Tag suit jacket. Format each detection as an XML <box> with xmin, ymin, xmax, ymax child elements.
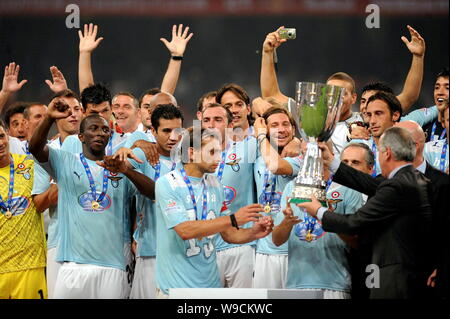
<box><xmin>322</xmin><ymin>165</ymin><xmax>433</xmax><ymax>299</ymax></box>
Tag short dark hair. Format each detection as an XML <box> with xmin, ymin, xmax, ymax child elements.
<box><xmin>216</xmin><ymin>83</ymin><xmax>254</xmax><ymax>125</ymax></box>
<box><xmin>436</xmin><ymin>67</ymin><xmax>449</xmax><ymax>81</ymax></box>
<box><xmin>81</xmin><ymin>83</ymin><xmax>112</xmax><ymax>109</ymax></box>
<box><xmin>202</xmin><ymin>103</ymin><xmax>233</xmax><ymax>124</ymax></box>
<box><xmin>79</xmin><ymin>114</ymin><xmax>109</xmax><ymax>134</ymax></box>
<box><xmin>52</xmin><ymin>89</ymin><xmax>80</xmax><ymax>101</ymax></box>
<box><xmin>139</xmin><ymin>88</ymin><xmax>161</xmax><ymax>106</ymax></box>
<box><xmin>4</xmin><ymin>102</ymin><xmax>28</xmax><ymax>128</ymax></box>
<box><xmin>0</xmin><ymin>118</ymin><xmax>6</xmax><ymax>130</ymax></box>
<box><xmin>197</xmin><ymin>91</ymin><xmax>217</xmax><ymax>112</ymax></box>
<box><xmin>262</xmin><ymin>106</ymin><xmax>296</xmax><ymax>129</ymax></box>
<box><xmin>23</xmin><ymin>102</ymin><xmax>46</xmax><ymax>120</ymax></box>
<box><xmin>113</xmin><ymin>92</ymin><xmax>139</xmax><ymax>109</ymax></box>
<box><xmin>342</xmin><ymin>142</ymin><xmax>375</xmax><ymax>168</ymax></box>
<box><xmin>151</xmin><ymin>104</ymin><xmax>184</xmax><ymax>132</ymax></box>
<box><xmin>361</xmin><ymin>82</ymin><xmax>394</xmax><ymax>96</ymax></box>
<box><xmin>184</xmin><ymin>126</ymin><xmax>220</xmax><ymax>152</ymax></box>
<box><xmin>327</xmin><ymin>72</ymin><xmax>356</xmax><ymax>94</ymax></box>
<box><xmin>367</xmin><ymin>91</ymin><xmax>403</xmax><ymax>121</ymax></box>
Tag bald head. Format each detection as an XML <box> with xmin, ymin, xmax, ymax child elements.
<box><xmin>149</xmin><ymin>92</ymin><xmax>177</xmax><ymax>109</ymax></box>
<box><xmin>394</xmin><ymin>120</ymin><xmax>425</xmax><ymax>161</ymax></box>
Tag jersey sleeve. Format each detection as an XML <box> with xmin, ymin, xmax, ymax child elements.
<box><xmin>284</xmin><ymin>156</ymin><xmax>302</xmax><ymax>176</ymax></box>
<box><xmin>31</xmin><ymin>162</ymin><xmax>51</xmax><ymax>195</ymax></box>
<box><xmin>342</xmin><ymin>188</ymin><xmax>365</xmax><ymax>215</ymax></box>
<box><xmin>401</xmin><ymin>106</ymin><xmax>438</xmax><ymax>127</ymax></box>
<box><xmin>155</xmin><ymin>176</ymin><xmax>191</xmax><ymax>229</ymax></box>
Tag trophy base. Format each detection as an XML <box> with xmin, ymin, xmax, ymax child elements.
<box><xmin>290</xmin><ymin>184</ymin><xmax>327</xmax><ymax>207</ymax></box>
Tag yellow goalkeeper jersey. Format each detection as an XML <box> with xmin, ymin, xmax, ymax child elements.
<box><xmin>0</xmin><ymin>153</ymin><xmax>46</xmax><ymax>273</ymax></box>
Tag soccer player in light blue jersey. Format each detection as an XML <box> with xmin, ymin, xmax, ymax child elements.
<box><xmin>252</xmin><ymin>107</ymin><xmax>302</xmax><ymax>289</ymax></box>
<box><xmin>273</xmin><ymin>142</ymin><xmax>373</xmax><ymax>298</ymax></box>
<box><xmin>31</xmin><ymin>89</ymin><xmax>83</xmax><ymax>299</ymax></box>
<box><xmin>154</xmin><ymin>127</ymin><xmax>273</xmax><ymax>298</ymax></box>
<box><xmin>425</xmin><ymin>103</ymin><xmax>449</xmax><ymax>173</ymax></box>
<box><xmin>125</xmin><ymin>104</ymin><xmax>183</xmax><ymax>299</ymax></box>
<box><xmin>29</xmin><ymin>99</ymin><xmax>155</xmax><ymax>299</ymax></box>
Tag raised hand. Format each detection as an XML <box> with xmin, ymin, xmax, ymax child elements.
<box><xmin>45</xmin><ymin>66</ymin><xmax>68</xmax><ymax>93</ymax></box>
<box><xmin>251</xmin><ymin>215</ymin><xmax>274</xmax><ymax>239</ymax></box>
<box><xmin>263</xmin><ymin>26</ymin><xmax>287</xmax><ymax>54</ymax></box>
<box><xmin>160</xmin><ymin>24</ymin><xmax>194</xmax><ymax>57</ymax></box>
<box><xmin>2</xmin><ymin>62</ymin><xmax>28</xmax><ymax>93</ymax></box>
<box><xmin>78</xmin><ymin>23</ymin><xmax>104</xmax><ymax>53</ymax></box>
<box><xmin>131</xmin><ymin>140</ymin><xmax>160</xmax><ymax>166</ymax></box>
<box><xmin>282</xmin><ymin>198</ymin><xmax>302</xmax><ymax>226</ymax></box>
<box><xmin>253</xmin><ymin>117</ymin><xmax>268</xmax><ymax>137</ymax></box>
<box><xmin>401</xmin><ymin>25</ymin><xmax>425</xmax><ymax>58</ymax></box>
<box><xmin>47</xmin><ymin>98</ymin><xmax>72</xmax><ymax>120</ymax></box>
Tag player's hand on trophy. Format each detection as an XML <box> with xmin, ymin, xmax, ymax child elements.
<box><xmin>318</xmin><ymin>142</ymin><xmax>334</xmax><ymax>169</ymax></box>
<box><xmin>263</xmin><ymin>26</ymin><xmax>287</xmax><ymax>53</ymax></box>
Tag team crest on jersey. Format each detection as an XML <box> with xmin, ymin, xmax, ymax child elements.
<box><xmin>294</xmin><ymin>216</ymin><xmax>325</xmax><ymax>242</ymax></box>
<box><xmin>78</xmin><ymin>192</ymin><xmax>112</xmax><ymax>212</ymax></box>
<box><xmin>226</xmin><ymin>154</ymin><xmax>241</xmax><ymax>172</ymax></box>
<box><xmin>108</xmin><ymin>172</ymin><xmax>123</xmax><ymax>188</ymax></box>
<box><xmin>2</xmin><ymin>196</ymin><xmax>30</xmax><ymax>218</ymax></box>
<box><xmin>258</xmin><ymin>191</ymin><xmax>282</xmax><ymax>215</ymax></box>
<box><xmin>16</xmin><ymin>162</ymin><xmax>31</xmax><ymax>180</ymax></box>
<box><xmin>223</xmin><ymin>186</ymin><xmax>237</xmax><ymax>205</ymax></box>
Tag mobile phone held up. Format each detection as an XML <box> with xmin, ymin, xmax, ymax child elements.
<box><xmin>278</xmin><ymin>28</ymin><xmax>296</xmax><ymax>40</ymax></box>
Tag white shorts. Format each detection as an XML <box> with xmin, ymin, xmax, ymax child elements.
<box><xmin>252</xmin><ymin>253</ymin><xmax>288</xmax><ymax>289</ymax></box>
<box><xmin>46</xmin><ymin>247</ymin><xmax>62</xmax><ymax>299</ymax></box>
<box><xmin>53</xmin><ymin>262</ymin><xmax>128</xmax><ymax>299</ymax></box>
<box><xmin>129</xmin><ymin>256</ymin><xmax>156</xmax><ymax>299</ymax></box>
<box><xmin>123</xmin><ymin>242</ymin><xmax>135</xmax><ymax>298</ymax></box>
<box><xmin>299</xmin><ymin>288</ymin><xmax>351</xmax><ymax>299</ymax></box>
<box><xmin>216</xmin><ymin>245</ymin><xmax>255</xmax><ymax>288</ymax></box>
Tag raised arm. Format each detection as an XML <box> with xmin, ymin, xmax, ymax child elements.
<box><xmin>159</xmin><ymin>24</ymin><xmax>193</xmax><ymax>94</ymax></box>
<box><xmin>29</xmin><ymin>99</ymin><xmax>72</xmax><ymax>163</ymax></box>
<box><xmin>0</xmin><ymin>62</ymin><xmax>28</xmax><ymax>113</ymax></box>
<box><xmin>254</xmin><ymin>117</ymin><xmax>295</xmax><ymax>175</ymax></box>
<box><xmin>45</xmin><ymin>66</ymin><xmax>68</xmax><ymax>94</ymax></box>
<box><xmin>260</xmin><ymin>26</ymin><xmax>289</xmax><ymax>104</ymax></box>
<box><xmin>396</xmin><ymin>25</ymin><xmax>426</xmax><ymax>112</ymax></box>
<box><xmin>78</xmin><ymin>23</ymin><xmax>103</xmax><ymax>93</ymax></box>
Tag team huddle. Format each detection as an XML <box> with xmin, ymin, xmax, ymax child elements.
<box><xmin>0</xmin><ymin>23</ymin><xmax>448</xmax><ymax>299</ymax></box>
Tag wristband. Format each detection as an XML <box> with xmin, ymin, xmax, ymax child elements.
<box><xmin>258</xmin><ymin>136</ymin><xmax>267</xmax><ymax>145</ymax></box>
<box><xmin>230</xmin><ymin>214</ymin><xmax>239</xmax><ymax>230</ymax></box>
<box><xmin>171</xmin><ymin>56</ymin><xmax>183</xmax><ymax>61</ymax></box>
<box><xmin>257</xmin><ymin>133</ymin><xmax>267</xmax><ymax>139</ymax></box>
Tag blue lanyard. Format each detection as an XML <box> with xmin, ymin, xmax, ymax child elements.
<box><xmin>262</xmin><ymin>169</ymin><xmax>276</xmax><ymax>205</ymax></box>
<box><xmin>305</xmin><ymin>176</ymin><xmax>333</xmax><ymax>233</ymax></box>
<box><xmin>217</xmin><ymin>151</ymin><xmax>227</xmax><ymax>181</ymax></box>
<box><xmin>371</xmin><ymin>141</ymin><xmax>378</xmax><ymax>177</ymax></box>
<box><xmin>0</xmin><ymin>156</ymin><xmax>15</xmax><ymax>215</ymax></box>
<box><xmin>180</xmin><ymin>167</ymin><xmax>207</xmax><ymax>220</ymax></box>
<box><xmin>106</xmin><ymin>132</ymin><xmax>113</xmax><ymax>156</ymax></box>
<box><xmin>154</xmin><ymin>161</ymin><xmax>176</xmax><ymax>181</ymax></box>
<box><xmin>79</xmin><ymin>153</ymin><xmax>109</xmax><ymax>205</ymax></box>
<box><xmin>440</xmin><ymin>141</ymin><xmax>448</xmax><ymax>172</ymax></box>
<box><xmin>431</xmin><ymin>122</ymin><xmax>447</xmax><ymax>141</ymax></box>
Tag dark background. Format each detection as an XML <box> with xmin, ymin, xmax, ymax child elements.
<box><xmin>0</xmin><ymin>1</ymin><xmax>448</xmax><ymax>124</ymax></box>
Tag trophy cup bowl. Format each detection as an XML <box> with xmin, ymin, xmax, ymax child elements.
<box><xmin>287</xmin><ymin>82</ymin><xmax>345</xmax><ymax>205</ymax></box>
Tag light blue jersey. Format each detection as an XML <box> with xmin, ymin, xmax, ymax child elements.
<box><xmin>277</xmin><ymin>181</ymin><xmax>364</xmax><ymax>292</ymax></box>
<box><xmin>130</xmin><ymin>146</ymin><xmax>180</xmax><ymax>257</ymax></box>
<box><xmin>402</xmin><ymin>105</ymin><xmax>438</xmax><ymax>127</ymax></box>
<box><xmin>45</xmin><ymin>148</ymin><xmax>137</xmax><ymax>270</ymax></box>
<box><xmin>124</xmin><ymin>130</ymin><xmax>153</xmax><ymax>149</ymax></box>
<box><xmin>213</xmin><ymin>136</ymin><xmax>258</xmax><ymax>251</ymax></box>
<box><xmin>155</xmin><ymin>170</ymin><xmax>229</xmax><ymax>294</ymax></box>
<box><xmin>254</xmin><ymin>155</ymin><xmax>301</xmax><ymax>255</ymax></box>
<box><xmin>424</xmin><ymin>139</ymin><xmax>449</xmax><ymax>173</ymax></box>
<box><xmin>32</xmin><ymin>138</ymin><xmax>61</xmax><ymax>249</ymax></box>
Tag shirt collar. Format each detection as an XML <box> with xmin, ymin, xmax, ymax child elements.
<box><xmin>388</xmin><ymin>163</ymin><xmax>412</xmax><ymax>179</ymax></box>
<box><xmin>416</xmin><ymin>160</ymin><xmax>427</xmax><ymax>174</ymax></box>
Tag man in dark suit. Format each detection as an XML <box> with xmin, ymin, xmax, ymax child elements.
<box><xmin>299</xmin><ymin>127</ymin><xmax>433</xmax><ymax>299</ymax></box>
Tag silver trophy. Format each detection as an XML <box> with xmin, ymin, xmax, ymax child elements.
<box><xmin>287</xmin><ymin>82</ymin><xmax>345</xmax><ymax>206</ymax></box>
